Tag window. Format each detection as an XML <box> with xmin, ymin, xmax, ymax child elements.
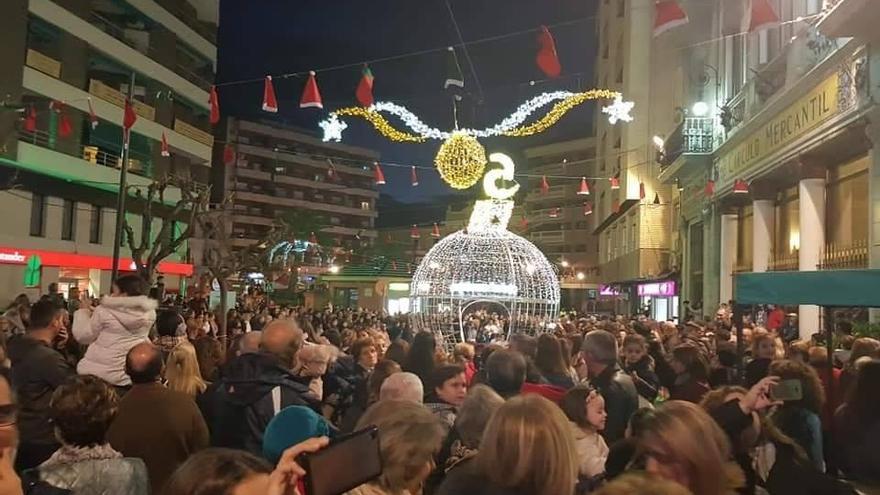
<box><xmin>758</xmin><ymin>30</ymin><xmax>770</xmax><ymax>65</ymax></box>
<box><xmin>89</xmin><ymin>205</ymin><xmax>102</xmax><ymax>244</ymax></box>
<box><xmin>805</xmin><ymin>0</ymin><xmax>820</xmax><ymax>14</ymax></box>
<box><xmin>731</xmin><ymin>36</ymin><xmax>745</xmax><ymax>95</ymax></box>
<box><xmin>61</xmin><ymin>199</ymin><xmax>75</xmax><ymax>240</ymax></box>
<box><xmin>360</xmin><ymin>201</ymin><xmax>371</xmax><ymax>210</ymax></box>
<box><xmin>30</xmin><ymin>194</ymin><xmax>46</xmax><ymax>237</ymax></box>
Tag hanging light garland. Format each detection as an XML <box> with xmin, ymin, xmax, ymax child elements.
<box><xmin>321</xmin><ymin>89</ymin><xmax>628</xmax><ymax>143</ymax></box>
<box><xmin>319</xmin><ymin>89</ymin><xmax>634</xmax><ymax>190</ymax></box>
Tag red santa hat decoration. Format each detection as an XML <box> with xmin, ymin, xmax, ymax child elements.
<box><xmin>300</xmin><ymin>71</ymin><xmax>323</xmax><ymax>109</ymax></box>
<box><xmin>262</xmin><ymin>76</ymin><xmax>279</xmax><ymax>113</ymax></box>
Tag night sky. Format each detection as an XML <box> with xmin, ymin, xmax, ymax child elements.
<box><xmin>217</xmin><ymin>0</ymin><xmax>598</xmax><ymax>220</ymax></box>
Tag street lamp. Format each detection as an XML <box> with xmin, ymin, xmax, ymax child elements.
<box><xmin>328</xmin><ymin>265</ymin><xmax>340</xmax><ymax>274</ymax></box>
<box><xmin>560</xmin><ymin>260</ymin><xmax>570</xmax><ymax>268</ymax></box>
<box><xmin>692</xmin><ymin>101</ymin><xmax>710</xmax><ymax>117</ymax></box>
<box><xmin>576</xmin><ymin>272</ymin><xmax>586</xmax><ymax>281</ymax></box>
<box><xmin>652</xmin><ymin>135</ymin><xmax>665</xmax><ymax>150</ymax></box>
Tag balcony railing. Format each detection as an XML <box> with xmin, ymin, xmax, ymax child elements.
<box><xmin>769</xmin><ymin>250</ymin><xmax>799</xmax><ymax>272</ymax></box>
<box><xmin>662</xmin><ymin>117</ymin><xmax>715</xmax><ymax>166</ymax></box>
<box><xmin>154</xmin><ymin>0</ymin><xmax>218</xmax><ymax>44</ymax></box>
<box><xmin>820</xmin><ymin>240</ymin><xmax>868</xmax><ymax>270</ymax></box>
<box><xmin>87</xmin><ymin>11</ymin><xmax>213</xmax><ymax>90</ymax></box>
<box><xmin>733</xmin><ymin>259</ymin><xmax>753</xmax><ymax>273</ymax></box>
<box><xmin>19</xmin><ymin>128</ymin><xmax>152</xmax><ymax>177</ymax></box>
<box><xmin>724</xmin><ymin>26</ymin><xmax>841</xmax><ymax>135</ymax></box>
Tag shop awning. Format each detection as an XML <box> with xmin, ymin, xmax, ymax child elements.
<box><xmin>734</xmin><ymin>270</ymin><xmax>880</xmax><ymax>307</ymax></box>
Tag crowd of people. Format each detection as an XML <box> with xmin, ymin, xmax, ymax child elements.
<box><xmin>0</xmin><ymin>278</ymin><xmax>878</xmax><ymax>495</ymax></box>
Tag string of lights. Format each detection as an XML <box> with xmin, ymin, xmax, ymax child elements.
<box><xmin>320</xmin><ymin>90</ymin><xmax>625</xmax><ymax>143</ymax></box>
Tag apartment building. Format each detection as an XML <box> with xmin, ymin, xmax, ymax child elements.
<box><xmin>592</xmin><ymin>0</ymin><xmax>679</xmax><ymax>319</ymax></box>
<box><xmin>523</xmin><ymin>138</ymin><xmax>601</xmax><ymax>312</ymax></box>
<box><xmin>0</xmin><ymin>0</ymin><xmax>218</xmax><ymax>303</ymax></box>
<box><xmin>657</xmin><ymin>0</ymin><xmax>879</xmax><ymax>336</ymax></box>
<box><xmin>212</xmin><ymin>118</ymin><xmax>379</xmax><ymax>270</ymax></box>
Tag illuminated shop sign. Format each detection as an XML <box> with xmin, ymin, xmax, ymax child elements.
<box><xmin>637</xmin><ymin>281</ymin><xmax>677</xmax><ymax>297</ymax></box>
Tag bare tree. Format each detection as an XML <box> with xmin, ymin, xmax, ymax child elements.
<box><xmin>123</xmin><ymin>175</ymin><xmax>210</xmax><ymax>283</ymax></box>
<box><xmin>196</xmin><ymin>205</ymin><xmax>286</xmax><ymax>342</ymax></box>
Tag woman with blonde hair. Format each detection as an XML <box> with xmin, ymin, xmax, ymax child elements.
<box><xmin>639</xmin><ymin>400</ymin><xmax>743</xmax><ymax>495</ymax></box>
<box><xmin>438</xmin><ymin>394</ymin><xmax>580</xmax><ymax>495</ymax></box>
<box><xmin>346</xmin><ymin>400</ymin><xmax>445</xmax><ymax>495</ymax></box>
<box><xmin>165</xmin><ymin>342</ymin><xmax>207</xmax><ymax>398</ymax></box>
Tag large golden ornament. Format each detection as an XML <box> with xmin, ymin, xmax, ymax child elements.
<box><xmin>434</xmin><ymin>132</ymin><xmax>487</xmax><ymax>190</ymax></box>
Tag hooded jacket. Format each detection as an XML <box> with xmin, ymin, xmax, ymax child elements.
<box><xmin>73</xmin><ymin>295</ymin><xmax>158</xmax><ymax>386</ymax></box>
<box><xmin>210</xmin><ymin>352</ymin><xmax>320</xmax><ymax>455</ymax></box>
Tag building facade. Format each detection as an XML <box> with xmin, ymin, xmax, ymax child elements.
<box><xmin>593</xmin><ymin>0</ymin><xmax>680</xmax><ymax>319</ymax></box>
<box><xmin>211</xmin><ymin>118</ymin><xmax>380</xmax><ymax>272</ymax></box>
<box><xmin>523</xmin><ymin>138</ymin><xmax>601</xmax><ymax>312</ymax></box>
<box><xmin>659</xmin><ymin>0</ymin><xmax>879</xmax><ymax>336</ymax></box>
<box><xmin>0</xmin><ymin>0</ymin><xmax>218</xmax><ymax>304</ymax></box>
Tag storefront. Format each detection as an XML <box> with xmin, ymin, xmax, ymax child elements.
<box><xmin>0</xmin><ymin>245</ymin><xmax>193</xmax><ymax>304</ymax></box>
<box><xmin>321</xmin><ymin>263</ymin><xmax>413</xmax><ymax>313</ymax></box>
<box><xmin>637</xmin><ymin>280</ymin><xmax>679</xmax><ymax>322</ymax></box>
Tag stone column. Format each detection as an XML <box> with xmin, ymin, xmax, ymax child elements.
<box><xmin>752</xmin><ymin>181</ymin><xmax>776</xmax><ymax>273</ymax></box>
<box><xmin>719</xmin><ymin>211</ymin><xmax>739</xmax><ymax>307</ymax></box>
<box><xmin>703</xmin><ymin>209</ymin><xmax>721</xmax><ymax>314</ymax></box>
<box><xmin>868</xmin><ymin>107</ymin><xmax>880</xmax><ymax>322</ymax></box>
<box><xmin>798</xmin><ymin>162</ymin><xmax>826</xmax><ymax>338</ymax></box>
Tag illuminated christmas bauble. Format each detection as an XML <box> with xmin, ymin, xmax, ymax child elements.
<box><xmin>434</xmin><ymin>132</ymin><xmax>487</xmax><ymax>190</ymax></box>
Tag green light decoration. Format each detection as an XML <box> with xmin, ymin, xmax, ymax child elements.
<box><xmin>23</xmin><ymin>255</ymin><xmax>41</xmax><ymax>288</ymax></box>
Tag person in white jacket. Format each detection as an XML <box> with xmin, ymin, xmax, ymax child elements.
<box><xmin>72</xmin><ymin>275</ymin><xmax>158</xmax><ymax>387</ymax></box>
<box><xmin>560</xmin><ymin>385</ymin><xmax>610</xmax><ymax>481</ymax></box>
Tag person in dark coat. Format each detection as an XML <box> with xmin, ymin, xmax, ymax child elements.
<box><xmin>7</xmin><ymin>300</ymin><xmax>75</xmax><ymax>471</ymax></box>
<box><xmin>621</xmin><ymin>334</ymin><xmax>659</xmax><ymax>403</ymax></box>
<box><xmin>210</xmin><ymin>319</ymin><xmax>319</xmax><ymax>455</ymax></box>
<box><xmin>651</xmin><ymin>341</ymin><xmax>710</xmax><ymax>404</ymax></box>
<box><xmin>745</xmin><ymin>331</ymin><xmax>778</xmax><ymax>388</ymax></box>
<box><xmin>107</xmin><ymin>343</ymin><xmax>209</xmax><ymax>495</ymax></box>
<box><xmin>580</xmin><ymin>330</ymin><xmax>638</xmax><ymax>443</ymax></box>
<box><xmin>833</xmin><ymin>359</ymin><xmax>880</xmax><ymax>484</ymax></box>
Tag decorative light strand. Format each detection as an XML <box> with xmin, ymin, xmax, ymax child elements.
<box><xmin>502</xmin><ymin>89</ymin><xmax>619</xmax><ymax>137</ymax></box>
<box><xmin>333</xmin><ymin>106</ymin><xmax>426</xmax><ymax>143</ymax></box>
<box><xmin>321</xmin><ymin>89</ymin><xmax>631</xmax><ymax>143</ymax></box>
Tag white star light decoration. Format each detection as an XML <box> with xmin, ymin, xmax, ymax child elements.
<box><xmin>602</xmin><ymin>95</ymin><xmax>635</xmax><ymax>124</ymax></box>
<box><xmin>320</xmin><ymin>114</ymin><xmax>348</xmax><ymax>142</ymax></box>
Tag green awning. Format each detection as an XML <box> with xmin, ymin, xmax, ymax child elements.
<box><xmin>735</xmin><ymin>270</ymin><xmax>880</xmax><ymax>307</ymax></box>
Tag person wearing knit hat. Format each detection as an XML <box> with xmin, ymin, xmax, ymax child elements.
<box><xmin>262</xmin><ymin>405</ymin><xmax>332</xmax><ymax>464</ymax></box>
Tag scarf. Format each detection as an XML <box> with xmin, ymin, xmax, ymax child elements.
<box><xmin>41</xmin><ymin>444</ymin><xmax>123</xmax><ymax>467</ymax></box>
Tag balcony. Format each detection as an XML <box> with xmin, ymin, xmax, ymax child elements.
<box><xmin>526</xmin><ymin>185</ymin><xmax>568</xmax><ymax>203</ymax></box>
<box><xmin>87</xmin><ymin>11</ymin><xmax>213</xmax><ymax>91</ymax></box>
<box><xmin>11</xmin><ymin>133</ymin><xmax>180</xmax><ymax>203</ymax></box>
<box><xmin>819</xmin><ymin>240</ymin><xmax>868</xmax><ymax>270</ymax></box>
<box><xmin>768</xmin><ymin>250</ymin><xmax>799</xmax><ymax>272</ymax></box>
<box><xmin>660</xmin><ymin>117</ymin><xmax>715</xmax><ymax>167</ymax></box>
<box><xmin>235</xmin><ymin>191</ymin><xmax>378</xmax><ymax>219</ymax></box>
<box><xmin>818</xmin><ymin>0</ymin><xmax>880</xmax><ymax>40</ymax></box>
<box><xmin>723</xmin><ymin>27</ymin><xmax>842</xmax><ymax>137</ymax></box>
<box><xmin>29</xmin><ymin>0</ymin><xmax>210</xmax><ymax>109</ymax></box>
<box><xmin>733</xmin><ymin>259</ymin><xmax>753</xmax><ymax>274</ymax></box>
<box><xmin>153</xmin><ymin>0</ymin><xmax>218</xmax><ymax>44</ymax></box>
<box><xmin>20</xmin><ymin>128</ymin><xmax>151</xmax><ymax>177</ymax></box>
